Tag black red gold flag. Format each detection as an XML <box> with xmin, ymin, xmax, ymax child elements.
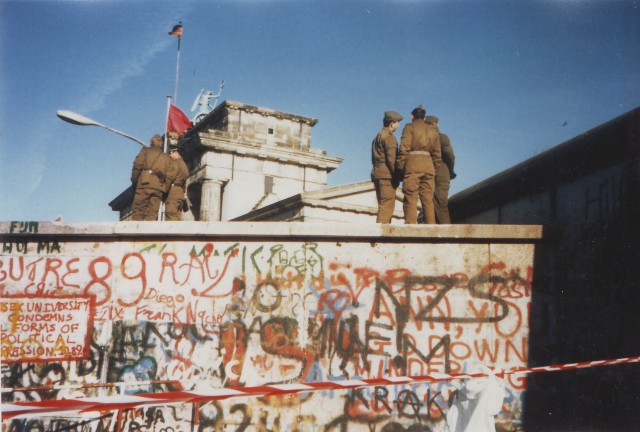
<box><xmin>168</xmin><ymin>23</ymin><xmax>183</xmax><ymax>38</ymax></box>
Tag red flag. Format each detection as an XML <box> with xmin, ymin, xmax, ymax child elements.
<box><xmin>167</xmin><ymin>104</ymin><xmax>192</xmax><ymax>134</ymax></box>
<box><xmin>168</xmin><ymin>23</ymin><xmax>183</xmax><ymax>38</ymax></box>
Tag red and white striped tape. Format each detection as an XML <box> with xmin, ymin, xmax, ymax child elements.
<box><xmin>3</xmin><ymin>355</ymin><xmax>639</xmax><ymax>420</ymax></box>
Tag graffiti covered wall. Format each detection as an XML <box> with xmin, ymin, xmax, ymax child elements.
<box><xmin>1</xmin><ymin>221</ymin><xmax>541</xmax><ymax>431</ymax></box>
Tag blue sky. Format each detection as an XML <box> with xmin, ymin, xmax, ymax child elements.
<box><xmin>1</xmin><ymin>0</ymin><xmax>639</xmax><ymax>222</ymax></box>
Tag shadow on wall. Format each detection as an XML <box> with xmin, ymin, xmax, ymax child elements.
<box><xmin>450</xmin><ymin>107</ymin><xmax>640</xmax><ymax>431</ymax></box>
<box><xmin>525</xmin><ymin>229</ymin><xmax>640</xmax><ymax>431</ymax></box>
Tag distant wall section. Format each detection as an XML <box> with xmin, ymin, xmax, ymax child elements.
<box><xmin>449</xmin><ymin>107</ymin><xmax>640</xmax><ymax>431</ymax></box>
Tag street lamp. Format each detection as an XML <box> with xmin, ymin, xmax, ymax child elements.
<box><xmin>56</xmin><ymin>110</ymin><xmax>147</xmax><ymax>147</ymax></box>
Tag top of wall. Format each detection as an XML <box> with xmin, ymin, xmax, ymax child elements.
<box><xmin>0</xmin><ymin>221</ymin><xmax>542</xmax><ymax>243</ymax></box>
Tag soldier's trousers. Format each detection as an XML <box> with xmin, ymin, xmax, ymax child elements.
<box><xmin>164</xmin><ymin>186</ymin><xmax>185</xmax><ymax>221</ymax></box>
<box><xmin>434</xmin><ymin>165</ymin><xmax>451</xmax><ymax>224</ymax></box>
<box><xmin>131</xmin><ymin>188</ymin><xmax>164</xmax><ymax>221</ymax></box>
<box><xmin>374</xmin><ymin>179</ymin><xmax>396</xmax><ymax>223</ymax></box>
<box><xmin>402</xmin><ymin>171</ymin><xmax>436</xmax><ymax>224</ymax></box>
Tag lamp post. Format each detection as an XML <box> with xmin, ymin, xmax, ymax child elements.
<box><xmin>56</xmin><ymin>110</ymin><xmax>147</xmax><ymax>147</ymax></box>
<box><xmin>56</xmin><ymin>109</ymin><xmax>162</xmax><ymax>220</ymax></box>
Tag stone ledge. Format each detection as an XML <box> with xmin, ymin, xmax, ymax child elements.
<box><xmin>0</xmin><ymin>221</ymin><xmax>543</xmax><ymax>242</ymax></box>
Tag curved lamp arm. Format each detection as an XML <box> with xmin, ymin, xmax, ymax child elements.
<box><xmin>57</xmin><ymin>110</ymin><xmax>147</xmax><ymax>147</ymax></box>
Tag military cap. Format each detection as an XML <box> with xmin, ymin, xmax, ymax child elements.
<box><xmin>411</xmin><ymin>104</ymin><xmax>426</xmax><ymax>116</ymax></box>
<box><xmin>169</xmin><ymin>145</ymin><xmax>185</xmax><ymax>156</ymax></box>
<box><xmin>384</xmin><ymin>111</ymin><xmax>403</xmax><ymax>122</ymax></box>
<box><xmin>425</xmin><ymin>115</ymin><xmax>439</xmax><ymax>125</ymax></box>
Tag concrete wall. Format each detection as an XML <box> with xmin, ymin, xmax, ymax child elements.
<box><xmin>1</xmin><ymin>221</ymin><xmax>540</xmax><ymax>431</ymax></box>
<box><xmin>449</xmin><ymin>107</ymin><xmax>640</xmax><ymax>431</ymax></box>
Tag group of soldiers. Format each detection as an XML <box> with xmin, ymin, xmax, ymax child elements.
<box><xmin>371</xmin><ymin>104</ymin><xmax>456</xmax><ymax>224</ymax></box>
<box><xmin>130</xmin><ymin>134</ymin><xmax>189</xmax><ymax>221</ymax></box>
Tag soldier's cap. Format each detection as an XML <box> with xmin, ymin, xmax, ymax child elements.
<box><xmin>169</xmin><ymin>145</ymin><xmax>185</xmax><ymax>156</ymax></box>
<box><xmin>411</xmin><ymin>104</ymin><xmax>426</xmax><ymax>116</ymax></box>
<box><xmin>384</xmin><ymin>111</ymin><xmax>403</xmax><ymax>122</ymax></box>
<box><xmin>425</xmin><ymin>115</ymin><xmax>439</xmax><ymax>125</ymax></box>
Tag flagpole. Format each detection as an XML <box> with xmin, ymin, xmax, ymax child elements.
<box><xmin>159</xmin><ymin>95</ymin><xmax>173</xmax><ymax>222</ymax></box>
<box><xmin>174</xmin><ymin>35</ymin><xmax>181</xmax><ymax>104</ymax></box>
<box><xmin>164</xmin><ymin>96</ymin><xmax>172</xmax><ymax>152</ymax></box>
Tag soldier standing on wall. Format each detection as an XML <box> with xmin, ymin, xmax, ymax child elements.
<box><xmin>426</xmin><ymin>115</ymin><xmax>456</xmax><ymax>224</ymax></box>
<box><xmin>395</xmin><ymin>105</ymin><xmax>442</xmax><ymax>224</ymax></box>
<box><xmin>130</xmin><ymin>134</ymin><xmax>171</xmax><ymax>221</ymax></box>
<box><xmin>164</xmin><ymin>145</ymin><xmax>190</xmax><ymax>221</ymax></box>
<box><xmin>371</xmin><ymin>110</ymin><xmax>403</xmax><ymax>223</ymax></box>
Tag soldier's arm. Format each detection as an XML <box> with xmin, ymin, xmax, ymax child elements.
<box><xmin>396</xmin><ymin>125</ymin><xmax>412</xmax><ymax>173</ymax></box>
<box><xmin>447</xmin><ymin>137</ymin><xmax>456</xmax><ymax>173</ymax></box>
<box><xmin>166</xmin><ymin>160</ymin><xmax>177</xmax><ymax>186</ymax></box>
<box><xmin>385</xmin><ymin>134</ymin><xmax>398</xmax><ymax>174</ymax></box>
<box><xmin>131</xmin><ymin>150</ymin><xmax>145</xmax><ymax>184</ymax></box>
<box><xmin>432</xmin><ymin>130</ymin><xmax>442</xmax><ymax>172</ymax></box>
<box><xmin>180</xmin><ymin>162</ymin><xmax>190</xmax><ymax>183</ymax></box>
<box><xmin>441</xmin><ymin>134</ymin><xmax>455</xmax><ymax>174</ymax></box>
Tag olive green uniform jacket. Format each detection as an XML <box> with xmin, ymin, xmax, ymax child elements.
<box><xmin>396</xmin><ymin>120</ymin><xmax>442</xmax><ymax>224</ymax></box>
<box><xmin>371</xmin><ymin>127</ymin><xmax>399</xmax><ymax>223</ymax></box>
<box><xmin>165</xmin><ymin>157</ymin><xmax>189</xmax><ymax>221</ymax></box>
<box><xmin>130</xmin><ymin>146</ymin><xmax>171</xmax><ymax>221</ymax></box>
<box><xmin>434</xmin><ymin>133</ymin><xmax>455</xmax><ymax>224</ymax></box>
<box><xmin>371</xmin><ymin>127</ymin><xmax>398</xmax><ymax>180</ymax></box>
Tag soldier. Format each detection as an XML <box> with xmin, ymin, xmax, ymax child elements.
<box><xmin>165</xmin><ymin>145</ymin><xmax>189</xmax><ymax>221</ymax></box>
<box><xmin>371</xmin><ymin>110</ymin><xmax>403</xmax><ymax>223</ymax></box>
<box><xmin>395</xmin><ymin>105</ymin><xmax>442</xmax><ymax>224</ymax></box>
<box><xmin>130</xmin><ymin>134</ymin><xmax>171</xmax><ymax>221</ymax></box>
<box><xmin>426</xmin><ymin>116</ymin><xmax>456</xmax><ymax>224</ymax></box>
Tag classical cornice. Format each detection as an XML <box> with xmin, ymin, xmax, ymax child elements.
<box><xmin>197</xmin><ymin>130</ymin><xmax>343</xmax><ymax>170</ymax></box>
<box><xmin>224</xmin><ymin>100</ymin><xmax>319</xmax><ymax>126</ymax></box>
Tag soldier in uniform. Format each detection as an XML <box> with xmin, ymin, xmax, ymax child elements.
<box><xmin>165</xmin><ymin>145</ymin><xmax>189</xmax><ymax>221</ymax></box>
<box><xmin>371</xmin><ymin>110</ymin><xmax>403</xmax><ymax>223</ymax></box>
<box><xmin>130</xmin><ymin>134</ymin><xmax>171</xmax><ymax>221</ymax></box>
<box><xmin>395</xmin><ymin>105</ymin><xmax>442</xmax><ymax>224</ymax></box>
<box><xmin>426</xmin><ymin>116</ymin><xmax>456</xmax><ymax>224</ymax></box>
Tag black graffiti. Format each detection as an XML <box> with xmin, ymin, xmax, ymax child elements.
<box><xmin>9</xmin><ymin>221</ymin><xmax>38</xmax><ymax>234</ymax></box>
<box><xmin>1</xmin><ymin>363</ymin><xmax>66</xmax><ymax>402</ymax></box>
<box><xmin>414</xmin><ymin>273</ymin><xmax>517</xmax><ymax>324</ymax></box>
<box><xmin>6</xmin><ymin>413</ymin><xmax>113</xmax><ymax>432</ymax></box>
<box><xmin>3</xmin><ymin>242</ymin><xmax>29</xmax><ymax>254</ymax></box>
<box><xmin>119</xmin><ymin>406</ymin><xmax>169</xmax><ymax>432</ymax></box>
<box><xmin>197</xmin><ymin>402</ymin><xmax>250</xmax><ymax>432</ymax></box>
<box><xmin>77</xmin><ymin>339</ymin><xmax>106</xmax><ymax>377</ymax></box>
<box><xmin>106</xmin><ymin>321</ymin><xmax>215</xmax><ymax>386</ymax></box>
<box><xmin>196</xmin><ymin>401</ymin><xmax>222</xmax><ymax>432</ymax></box>
<box><xmin>380</xmin><ymin>422</ymin><xmax>433</xmax><ymax>432</ymax></box>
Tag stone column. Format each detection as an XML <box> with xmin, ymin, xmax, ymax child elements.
<box><xmin>200</xmin><ymin>178</ymin><xmax>224</xmax><ymax>221</ymax></box>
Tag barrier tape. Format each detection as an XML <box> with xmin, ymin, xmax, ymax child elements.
<box><xmin>3</xmin><ymin>356</ymin><xmax>639</xmax><ymax>420</ymax></box>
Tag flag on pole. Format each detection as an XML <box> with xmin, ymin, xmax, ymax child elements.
<box><xmin>168</xmin><ymin>23</ymin><xmax>183</xmax><ymax>38</ymax></box>
<box><xmin>167</xmin><ymin>104</ymin><xmax>192</xmax><ymax>134</ymax></box>
<box><xmin>168</xmin><ymin>23</ymin><xmax>183</xmax><ymax>103</ymax></box>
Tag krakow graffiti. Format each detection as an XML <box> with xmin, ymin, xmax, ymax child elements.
<box><xmin>1</xmin><ymin>234</ymin><xmax>534</xmax><ymax>431</ymax></box>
